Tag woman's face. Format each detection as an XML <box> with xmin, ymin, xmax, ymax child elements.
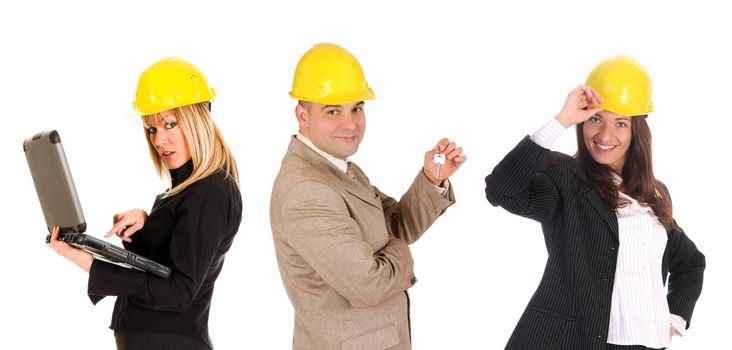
<box><xmin>145</xmin><ymin>110</ymin><xmax>191</xmax><ymax>170</ymax></box>
<box><xmin>582</xmin><ymin>110</ymin><xmax>632</xmax><ymax>174</ymax></box>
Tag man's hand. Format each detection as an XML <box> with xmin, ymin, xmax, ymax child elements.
<box><xmin>423</xmin><ymin>138</ymin><xmax>466</xmax><ymax>186</ymax></box>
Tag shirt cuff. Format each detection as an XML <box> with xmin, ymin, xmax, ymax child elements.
<box><xmin>670</xmin><ymin>313</ymin><xmax>687</xmax><ymax>336</ymax></box>
<box><xmin>433</xmin><ymin>178</ymin><xmax>450</xmax><ymax>197</ymax></box>
<box><xmin>530</xmin><ymin>118</ymin><xmax>566</xmax><ymax>149</ymax></box>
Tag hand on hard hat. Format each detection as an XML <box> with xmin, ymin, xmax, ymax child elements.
<box><xmin>585</xmin><ymin>55</ymin><xmax>653</xmax><ymax>117</ymax></box>
<box><xmin>554</xmin><ymin>85</ymin><xmax>604</xmax><ymax>129</ymax></box>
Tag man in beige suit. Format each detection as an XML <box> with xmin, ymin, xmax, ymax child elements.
<box><xmin>270</xmin><ymin>43</ymin><xmax>466</xmax><ymax>350</ymax></box>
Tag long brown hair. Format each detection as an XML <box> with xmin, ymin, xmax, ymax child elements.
<box><xmin>575</xmin><ymin>116</ymin><xmax>673</xmax><ymax>229</ymax></box>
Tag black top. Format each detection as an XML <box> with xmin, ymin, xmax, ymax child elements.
<box><xmin>484</xmin><ymin>136</ymin><xmax>705</xmax><ymax>350</ymax></box>
<box><xmin>88</xmin><ymin>160</ymin><xmax>242</xmax><ymax>349</ymax></box>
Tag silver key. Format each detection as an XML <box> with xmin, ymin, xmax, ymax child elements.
<box><xmin>433</xmin><ymin>153</ymin><xmax>446</xmax><ymax>180</ymax></box>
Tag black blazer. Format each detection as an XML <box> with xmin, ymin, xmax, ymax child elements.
<box><xmin>484</xmin><ymin>136</ymin><xmax>705</xmax><ymax>350</ymax></box>
<box><xmin>88</xmin><ymin>161</ymin><xmax>242</xmax><ymax>349</ymax></box>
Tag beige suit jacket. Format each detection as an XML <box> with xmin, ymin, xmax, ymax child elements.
<box><xmin>270</xmin><ymin>137</ymin><xmax>455</xmax><ymax>350</ymax></box>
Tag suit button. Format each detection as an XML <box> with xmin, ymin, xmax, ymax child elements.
<box><xmin>610</xmin><ymin>246</ymin><xmax>616</xmax><ymax>250</ymax></box>
<box><xmin>603</xmin><ymin>277</ymin><xmax>609</xmax><ymax>282</ymax></box>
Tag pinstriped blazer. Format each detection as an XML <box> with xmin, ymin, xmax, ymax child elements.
<box><xmin>484</xmin><ymin>136</ymin><xmax>705</xmax><ymax>350</ymax></box>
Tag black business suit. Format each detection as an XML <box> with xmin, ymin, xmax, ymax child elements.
<box><xmin>87</xmin><ymin>160</ymin><xmax>242</xmax><ymax>349</ymax></box>
<box><xmin>484</xmin><ymin>136</ymin><xmax>705</xmax><ymax>350</ymax></box>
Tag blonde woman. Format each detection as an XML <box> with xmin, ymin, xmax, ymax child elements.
<box><xmin>48</xmin><ymin>57</ymin><xmax>242</xmax><ymax>350</ymax></box>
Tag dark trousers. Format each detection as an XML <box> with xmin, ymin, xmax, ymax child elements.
<box><xmin>114</xmin><ymin>330</ymin><xmax>209</xmax><ymax>350</ymax></box>
<box><xmin>607</xmin><ymin>344</ymin><xmax>665</xmax><ymax>350</ymax></box>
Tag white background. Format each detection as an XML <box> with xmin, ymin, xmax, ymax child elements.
<box><xmin>1</xmin><ymin>0</ymin><xmax>729</xmax><ymax>348</ymax></box>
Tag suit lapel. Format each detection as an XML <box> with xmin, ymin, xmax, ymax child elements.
<box><xmin>572</xmin><ymin>167</ymin><xmax>619</xmax><ymax>239</ymax></box>
<box><xmin>288</xmin><ymin>137</ymin><xmax>381</xmax><ymax>209</ymax></box>
<box><xmin>583</xmin><ymin>190</ymin><xmax>619</xmax><ymax>239</ymax></box>
<box><xmin>343</xmin><ymin>163</ymin><xmax>381</xmax><ymax>208</ymax></box>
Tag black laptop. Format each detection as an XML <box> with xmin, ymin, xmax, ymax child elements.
<box><xmin>24</xmin><ymin>130</ymin><xmax>172</xmax><ymax>279</ymax></box>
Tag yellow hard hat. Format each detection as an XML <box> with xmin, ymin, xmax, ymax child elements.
<box><xmin>289</xmin><ymin>43</ymin><xmax>375</xmax><ymax>105</ymax></box>
<box><xmin>133</xmin><ymin>57</ymin><xmax>216</xmax><ymax>115</ymax></box>
<box><xmin>585</xmin><ymin>55</ymin><xmax>653</xmax><ymax>117</ymax></box>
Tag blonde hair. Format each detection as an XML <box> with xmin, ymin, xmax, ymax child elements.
<box><xmin>142</xmin><ymin>102</ymin><xmax>239</xmax><ymax>197</ymax></box>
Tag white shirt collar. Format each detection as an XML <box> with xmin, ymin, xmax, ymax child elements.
<box><xmin>614</xmin><ymin>172</ymin><xmax>659</xmax><ymax>216</ymax></box>
<box><xmin>612</xmin><ymin>172</ymin><xmax>623</xmax><ymax>186</ymax></box>
<box><xmin>296</xmin><ymin>132</ymin><xmax>349</xmax><ymax>173</ymax></box>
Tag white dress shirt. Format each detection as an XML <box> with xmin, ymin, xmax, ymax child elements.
<box><xmin>530</xmin><ymin>119</ymin><xmax>686</xmax><ymax>348</ymax></box>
